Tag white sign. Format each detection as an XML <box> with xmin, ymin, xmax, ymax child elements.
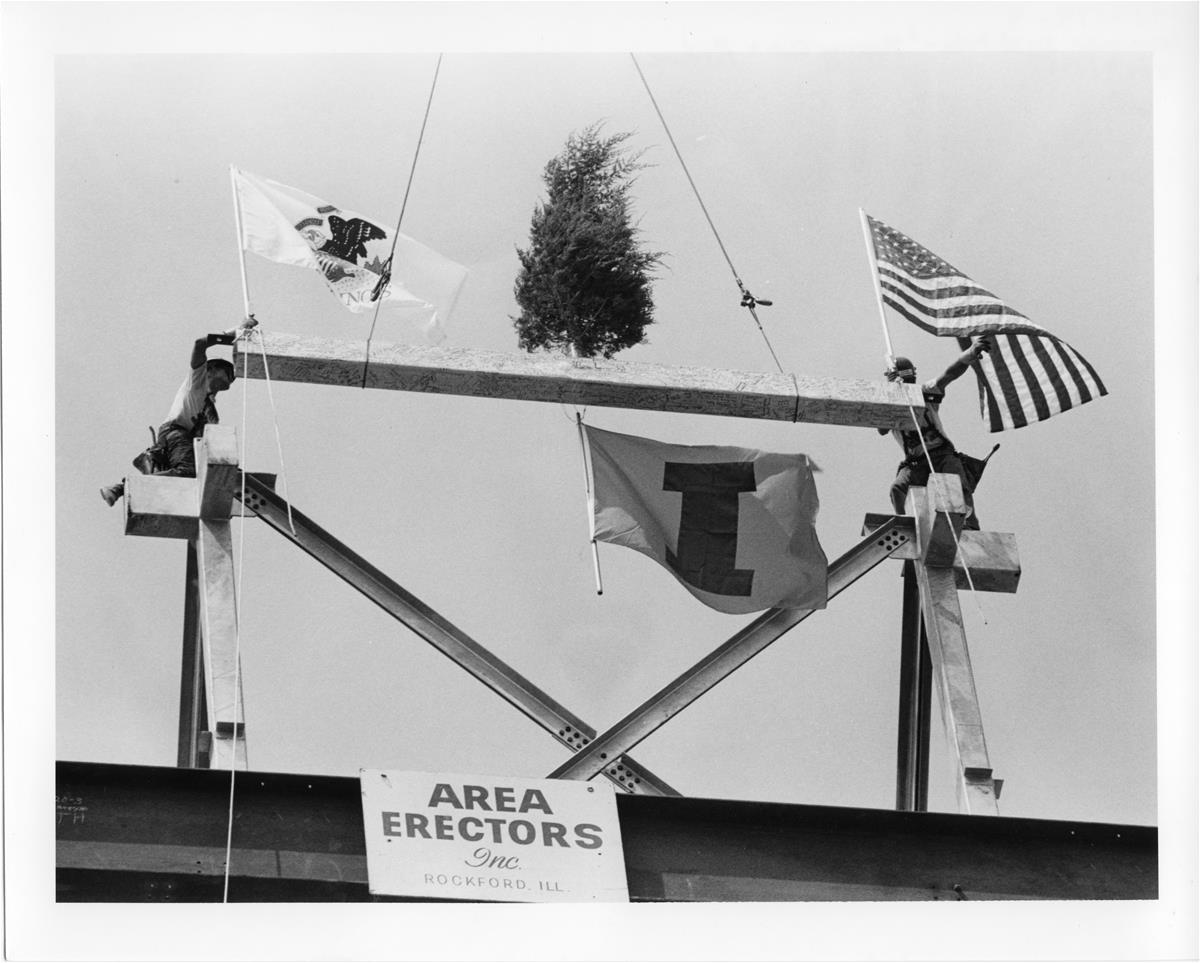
<box><xmin>359</xmin><ymin>769</ymin><xmax>629</xmax><ymax>902</ymax></box>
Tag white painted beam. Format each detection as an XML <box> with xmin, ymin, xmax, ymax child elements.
<box><xmin>124</xmin><ymin>472</ymin><xmax>275</xmax><ymax>540</ymax></box>
<box><xmin>910</xmin><ymin>473</ymin><xmax>967</xmax><ymax>568</ymax></box>
<box><xmin>861</xmin><ymin>515</ymin><xmax>1022</xmax><ymax>594</ymax></box>
<box><xmin>915</xmin><ymin>563</ymin><xmax>999</xmax><ymax>815</ymax></box>
<box><xmin>125</xmin><ymin>474</ymin><xmax>198</xmax><ymax>539</ymax></box>
<box><xmin>195</xmin><ymin>519</ymin><xmax>247</xmax><ymax>770</ymax></box>
<box><xmin>909</xmin><ymin>486</ymin><xmax>999</xmax><ymax>816</ymax></box>
<box><xmin>954</xmin><ymin>531</ymin><xmax>1021</xmax><ymax>594</ymax></box>
<box><xmin>196</xmin><ymin>426</ymin><xmax>240</xmax><ymax>519</ymax></box>
<box><xmin>234</xmin><ymin>332</ymin><xmax>924</xmax><ymax>429</ymax></box>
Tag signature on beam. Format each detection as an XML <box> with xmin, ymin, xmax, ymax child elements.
<box><xmin>56</xmin><ymin>794</ymin><xmax>88</xmax><ymax>825</ymax></box>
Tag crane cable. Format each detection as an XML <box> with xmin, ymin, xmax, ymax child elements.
<box><xmin>362</xmin><ymin>52</ymin><xmax>444</xmax><ymax>388</ymax></box>
<box><xmin>630</xmin><ymin>53</ymin><xmax>788</xmax><ymax>377</ymax></box>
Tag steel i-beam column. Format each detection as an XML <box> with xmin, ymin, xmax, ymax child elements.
<box><xmin>176</xmin><ymin>541</ymin><xmax>206</xmax><ymax>768</ymax></box>
<box><xmin>895</xmin><ymin>560</ymin><xmax>932</xmax><ymax>811</ymax></box>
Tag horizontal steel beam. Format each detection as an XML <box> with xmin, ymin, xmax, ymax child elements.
<box><xmin>861</xmin><ymin>514</ymin><xmax>1021</xmax><ymax>593</ymax></box>
<box><xmin>125</xmin><ymin>472</ymin><xmax>277</xmax><ymax>540</ymax></box>
<box><xmin>233</xmin><ymin>332</ymin><xmax>924</xmax><ymax>429</ymax></box>
<box><xmin>55</xmin><ymin>760</ymin><xmax>1158</xmax><ymax>902</ymax></box>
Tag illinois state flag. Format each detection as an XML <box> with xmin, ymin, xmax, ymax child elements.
<box><xmin>232</xmin><ymin>167</ymin><xmax>468</xmax><ymax>342</ymax></box>
<box><xmin>586</xmin><ymin>426</ymin><xmax>828</xmax><ymax>614</ymax></box>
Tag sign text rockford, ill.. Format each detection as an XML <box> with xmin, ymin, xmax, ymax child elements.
<box><xmin>359</xmin><ymin>770</ymin><xmax>629</xmax><ymax>902</ymax></box>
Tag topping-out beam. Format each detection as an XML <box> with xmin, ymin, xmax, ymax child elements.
<box><xmin>234</xmin><ymin>332</ymin><xmax>924</xmax><ymax>430</ymax></box>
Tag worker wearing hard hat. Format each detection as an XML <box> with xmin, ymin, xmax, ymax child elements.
<box><xmin>879</xmin><ymin>335</ymin><xmax>993</xmax><ymax>530</ymax></box>
<box><xmin>100</xmin><ymin>319</ymin><xmax>257</xmax><ymax>507</ymax></box>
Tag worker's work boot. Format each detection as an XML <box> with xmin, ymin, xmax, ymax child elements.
<box><xmin>100</xmin><ymin>483</ymin><xmax>124</xmax><ymax>507</ymax></box>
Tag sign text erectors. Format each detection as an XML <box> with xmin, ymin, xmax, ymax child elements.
<box><xmin>359</xmin><ymin>770</ymin><xmax>628</xmax><ymax>902</ymax></box>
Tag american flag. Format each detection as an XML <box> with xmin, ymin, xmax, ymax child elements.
<box><xmin>865</xmin><ymin>213</ymin><xmax>1107</xmax><ymax>433</ymax></box>
<box><xmin>968</xmin><ymin>332</ymin><xmax>1108</xmax><ymax>433</ymax></box>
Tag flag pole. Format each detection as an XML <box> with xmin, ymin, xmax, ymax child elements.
<box><xmin>575</xmin><ymin>413</ymin><xmax>604</xmax><ymax>596</ymax></box>
<box><xmin>859</xmin><ymin>207</ymin><xmax>896</xmax><ymax>364</ymax></box>
<box><xmin>230</xmin><ymin>165</ymin><xmax>253</xmax><ymax>321</ymax></box>
<box><xmin>859</xmin><ymin>209</ymin><xmax>984</xmax><ymax>618</ymax></box>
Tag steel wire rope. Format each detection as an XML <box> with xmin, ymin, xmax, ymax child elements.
<box><xmin>361</xmin><ymin>52</ymin><xmax>444</xmax><ymax>388</ymax></box>
<box><xmin>222</xmin><ymin>337</ymin><xmax>253</xmax><ymax>903</ymax></box>
<box><xmin>246</xmin><ymin>329</ymin><xmax>297</xmax><ymax>537</ymax></box>
<box><xmin>224</xmin><ymin>165</ymin><xmax>301</xmax><ymax>897</ymax></box>
<box><xmin>218</xmin><ymin>329</ymin><xmax>299</xmax><ymax>902</ymax></box>
<box><xmin>630</xmin><ymin>53</ymin><xmax>790</xmax><ymax>379</ymax></box>
<box><xmin>223</xmin><ymin>169</ymin><xmax>258</xmax><ymax>901</ymax></box>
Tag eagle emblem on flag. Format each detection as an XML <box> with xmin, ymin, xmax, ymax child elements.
<box><xmin>232</xmin><ymin>167</ymin><xmax>469</xmax><ymax>339</ymax></box>
<box><xmin>294</xmin><ymin>208</ymin><xmax>392</xmax><ymax>304</ymax></box>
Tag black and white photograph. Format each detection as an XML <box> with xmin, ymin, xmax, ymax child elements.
<box><xmin>3</xmin><ymin>2</ymin><xmax>1196</xmax><ymax>960</ymax></box>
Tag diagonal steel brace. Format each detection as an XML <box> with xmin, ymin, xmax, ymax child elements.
<box><xmin>547</xmin><ymin>518</ymin><xmax>913</xmax><ymax>782</ymax></box>
<box><xmin>234</xmin><ymin>474</ymin><xmax>677</xmax><ymax>796</ymax></box>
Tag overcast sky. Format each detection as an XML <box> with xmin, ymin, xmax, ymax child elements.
<box><xmin>5</xmin><ymin>3</ymin><xmax>1196</xmax><ymax>960</ymax></box>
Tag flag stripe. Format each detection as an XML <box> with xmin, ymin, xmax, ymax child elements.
<box><xmin>973</xmin><ymin>333</ymin><xmax>1110</xmax><ymax>432</ymax></box>
<box><xmin>877</xmin><ymin>269</ymin><xmax>1048</xmax><ymax>336</ymax></box>
<box><xmin>880</xmin><ymin>286</ymin><xmax>1026</xmax><ymax>321</ymax></box>
<box><xmin>975</xmin><ymin>363</ymin><xmax>1006</xmax><ymax>433</ymax></box>
<box><xmin>866</xmin><ymin>213</ymin><xmax>1107</xmax><ymax>433</ymax></box>
<box><xmin>1029</xmin><ymin>336</ymin><xmax>1076</xmax><ymax>412</ymax></box>
<box><xmin>1061</xmin><ymin>338</ymin><xmax>1108</xmax><ymax>400</ymax></box>
<box><xmin>877</xmin><ymin>267</ymin><xmax>1005</xmax><ymax>303</ymax></box>
<box><xmin>984</xmin><ymin>336</ymin><xmax>1031</xmax><ymax>429</ymax></box>
<box><xmin>1009</xmin><ymin>335</ymin><xmax>1054</xmax><ymax>424</ymax></box>
<box><xmin>880</xmin><ymin>276</ymin><xmax>1036</xmax><ymax>323</ymax></box>
<box><xmin>879</xmin><ymin>267</ymin><xmax>1007</xmax><ymax>310</ymax></box>
<box><xmin>881</xmin><ymin>293</ymin><xmax>941</xmax><ymax>337</ymax></box>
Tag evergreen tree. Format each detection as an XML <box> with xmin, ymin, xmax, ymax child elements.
<box><xmin>512</xmin><ymin>124</ymin><xmax>664</xmax><ymax>359</ymax></box>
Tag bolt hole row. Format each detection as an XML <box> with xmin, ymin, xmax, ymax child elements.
<box><xmin>605</xmin><ymin>764</ymin><xmax>642</xmax><ymax>787</ymax></box>
<box><xmin>558</xmin><ymin>725</ymin><xmax>590</xmax><ymax>748</ymax></box>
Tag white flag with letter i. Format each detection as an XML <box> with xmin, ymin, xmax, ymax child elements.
<box><xmin>585</xmin><ymin>425</ymin><xmax>828</xmax><ymax>614</ymax></box>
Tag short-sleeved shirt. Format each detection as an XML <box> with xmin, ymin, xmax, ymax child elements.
<box><xmin>891</xmin><ymin>380</ymin><xmax>952</xmax><ymax>458</ymax></box>
<box><xmin>165</xmin><ymin>364</ymin><xmax>218</xmax><ymax>435</ymax></box>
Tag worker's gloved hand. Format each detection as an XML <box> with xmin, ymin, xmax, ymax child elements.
<box><xmin>230</xmin><ymin>317</ymin><xmax>258</xmax><ymax>340</ymax></box>
<box><xmin>973</xmin><ymin>335</ymin><xmax>994</xmax><ymax>356</ymax></box>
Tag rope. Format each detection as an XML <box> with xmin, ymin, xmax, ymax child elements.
<box><xmin>248</xmin><ymin>329</ymin><xmax>297</xmax><ymax>536</ymax></box>
<box><xmin>222</xmin><ymin>338</ymin><xmax>253</xmax><ymax>902</ymax></box>
<box><xmin>217</xmin><ymin>327</ymin><xmax>299</xmax><ymax>899</ymax></box>
<box><xmin>630</xmin><ymin>53</ymin><xmax>787</xmax><ymax>376</ymax></box>
<box><xmin>362</xmin><ymin>52</ymin><xmax>444</xmax><ymax>388</ymax></box>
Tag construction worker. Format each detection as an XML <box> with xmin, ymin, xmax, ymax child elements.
<box><xmin>879</xmin><ymin>335</ymin><xmax>993</xmax><ymax>530</ymax></box>
<box><xmin>100</xmin><ymin>320</ymin><xmax>257</xmax><ymax>506</ymax></box>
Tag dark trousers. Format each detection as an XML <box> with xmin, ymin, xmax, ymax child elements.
<box><xmin>890</xmin><ymin>446</ymin><xmax>980</xmax><ymax>530</ymax></box>
<box><xmin>154</xmin><ymin>422</ymin><xmax>198</xmax><ymax>477</ymax></box>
